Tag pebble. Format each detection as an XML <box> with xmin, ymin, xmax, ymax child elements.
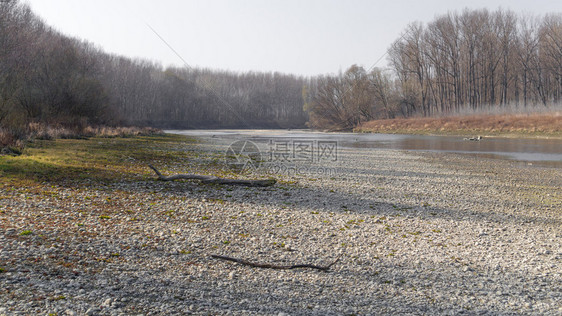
<box><xmin>0</xmin><ymin>136</ymin><xmax>560</xmax><ymax>315</ymax></box>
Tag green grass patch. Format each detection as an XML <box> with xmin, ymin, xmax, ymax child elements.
<box><xmin>0</xmin><ymin>134</ymin><xmax>201</xmax><ymax>187</ymax></box>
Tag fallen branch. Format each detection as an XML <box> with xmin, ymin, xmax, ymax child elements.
<box><xmin>148</xmin><ymin>164</ymin><xmax>276</xmax><ymax>187</ymax></box>
<box><xmin>210</xmin><ymin>254</ymin><xmax>342</xmax><ymax>272</ymax></box>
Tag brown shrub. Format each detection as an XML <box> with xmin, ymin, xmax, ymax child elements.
<box><xmin>1</xmin><ymin>123</ymin><xmax>163</xmax><ymax>155</ymax></box>
<box><xmin>0</xmin><ymin>128</ymin><xmax>25</xmax><ymax>155</ymax></box>
<box><xmin>356</xmin><ymin>113</ymin><xmax>562</xmax><ymax>135</ymax></box>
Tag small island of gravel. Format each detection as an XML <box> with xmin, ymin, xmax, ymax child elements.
<box><xmin>0</xmin><ymin>133</ymin><xmax>560</xmax><ymax>315</ymax></box>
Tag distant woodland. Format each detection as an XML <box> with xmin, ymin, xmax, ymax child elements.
<box><xmin>1</xmin><ymin>1</ymin><xmax>562</xmax><ymax>140</ymax></box>
<box><xmin>0</xmin><ymin>0</ymin><xmax>309</xmax><ymax>136</ymax></box>
<box><xmin>309</xmin><ymin>9</ymin><xmax>562</xmax><ymax>130</ymax></box>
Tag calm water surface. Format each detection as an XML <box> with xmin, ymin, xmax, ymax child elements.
<box><xmin>168</xmin><ymin>129</ymin><xmax>562</xmax><ymax>168</ymax></box>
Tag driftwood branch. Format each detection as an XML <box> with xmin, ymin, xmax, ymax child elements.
<box><xmin>210</xmin><ymin>254</ymin><xmax>342</xmax><ymax>272</ymax></box>
<box><xmin>148</xmin><ymin>164</ymin><xmax>276</xmax><ymax>187</ymax></box>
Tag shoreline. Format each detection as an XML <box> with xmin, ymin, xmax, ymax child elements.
<box><xmin>355</xmin><ymin>112</ymin><xmax>562</xmax><ymax>139</ymax></box>
<box><xmin>1</xmin><ymin>134</ymin><xmax>560</xmax><ymax>314</ymax></box>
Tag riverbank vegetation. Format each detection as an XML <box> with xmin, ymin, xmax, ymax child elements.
<box><xmin>355</xmin><ymin>112</ymin><xmax>562</xmax><ymax>137</ymax></box>
<box><xmin>307</xmin><ymin>9</ymin><xmax>562</xmax><ymax>132</ymax></box>
<box><xmin>2</xmin><ymin>1</ymin><xmax>562</xmax><ymax>150</ymax></box>
<box><xmin>0</xmin><ymin>1</ymin><xmax>309</xmax><ymax>151</ymax></box>
<box><xmin>0</xmin><ymin>134</ymin><xmax>200</xmax><ymax>188</ymax></box>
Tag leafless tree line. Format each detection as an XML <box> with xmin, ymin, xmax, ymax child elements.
<box><xmin>4</xmin><ymin>3</ymin><xmax>559</xmax><ymax>134</ymax></box>
<box><xmin>306</xmin><ymin>65</ymin><xmax>395</xmax><ymax>130</ymax></box>
<box><xmin>309</xmin><ymin>9</ymin><xmax>562</xmax><ymax>130</ymax></box>
<box><xmin>0</xmin><ymin>1</ymin><xmax>309</xmax><ymax>136</ymax></box>
<box><xmin>103</xmin><ymin>63</ymin><xmax>309</xmax><ymax>129</ymax></box>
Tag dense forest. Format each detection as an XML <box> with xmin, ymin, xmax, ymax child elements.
<box><xmin>2</xmin><ymin>1</ymin><xmax>562</xmax><ymax>140</ymax></box>
<box><xmin>0</xmin><ymin>0</ymin><xmax>309</xmax><ymax>144</ymax></box>
<box><xmin>308</xmin><ymin>9</ymin><xmax>562</xmax><ymax>130</ymax></box>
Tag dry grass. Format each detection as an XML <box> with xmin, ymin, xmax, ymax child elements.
<box><xmin>81</xmin><ymin>126</ymin><xmax>163</xmax><ymax>138</ymax></box>
<box><xmin>27</xmin><ymin>123</ymin><xmax>163</xmax><ymax>140</ymax></box>
<box><xmin>0</xmin><ymin>124</ymin><xmax>164</xmax><ymax>154</ymax></box>
<box><xmin>27</xmin><ymin>123</ymin><xmax>80</xmax><ymax>140</ymax></box>
<box><xmin>356</xmin><ymin>112</ymin><xmax>562</xmax><ymax>138</ymax></box>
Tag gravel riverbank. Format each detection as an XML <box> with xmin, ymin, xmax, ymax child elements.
<box><xmin>1</xmin><ymin>135</ymin><xmax>561</xmax><ymax>315</ymax></box>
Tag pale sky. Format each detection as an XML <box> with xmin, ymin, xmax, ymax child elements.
<box><xmin>25</xmin><ymin>0</ymin><xmax>562</xmax><ymax>77</ymax></box>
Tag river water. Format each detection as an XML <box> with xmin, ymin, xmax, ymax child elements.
<box><xmin>167</xmin><ymin>129</ymin><xmax>562</xmax><ymax>168</ymax></box>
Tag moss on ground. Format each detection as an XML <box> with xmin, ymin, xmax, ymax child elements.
<box><xmin>0</xmin><ymin>134</ymin><xmax>203</xmax><ymax>188</ymax></box>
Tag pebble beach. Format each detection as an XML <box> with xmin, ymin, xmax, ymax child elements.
<box><xmin>1</xmin><ymin>134</ymin><xmax>561</xmax><ymax>315</ymax></box>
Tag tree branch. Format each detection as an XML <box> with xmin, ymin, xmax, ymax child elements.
<box><xmin>148</xmin><ymin>164</ymin><xmax>276</xmax><ymax>187</ymax></box>
<box><xmin>210</xmin><ymin>254</ymin><xmax>342</xmax><ymax>272</ymax></box>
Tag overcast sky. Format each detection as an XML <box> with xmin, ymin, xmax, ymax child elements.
<box><xmin>25</xmin><ymin>0</ymin><xmax>562</xmax><ymax>76</ymax></box>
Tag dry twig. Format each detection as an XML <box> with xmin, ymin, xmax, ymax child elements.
<box><xmin>148</xmin><ymin>164</ymin><xmax>276</xmax><ymax>187</ymax></box>
<box><xmin>210</xmin><ymin>254</ymin><xmax>342</xmax><ymax>272</ymax></box>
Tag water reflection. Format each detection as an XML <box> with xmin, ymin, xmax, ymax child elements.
<box><xmin>167</xmin><ymin>130</ymin><xmax>562</xmax><ymax>168</ymax></box>
<box><xmin>347</xmin><ymin>135</ymin><xmax>562</xmax><ymax>162</ymax></box>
